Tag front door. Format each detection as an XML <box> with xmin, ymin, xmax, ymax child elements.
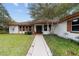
<box><xmin>36</xmin><ymin>25</ymin><xmax>42</xmax><ymax>34</ymax></box>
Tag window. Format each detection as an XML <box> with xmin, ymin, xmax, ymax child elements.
<box><xmin>23</xmin><ymin>26</ymin><xmax>25</xmax><ymax>31</ymax></box>
<box><xmin>29</xmin><ymin>26</ymin><xmax>31</xmax><ymax>31</ymax></box>
<box><xmin>44</xmin><ymin>25</ymin><xmax>47</xmax><ymax>31</ymax></box>
<box><xmin>19</xmin><ymin>26</ymin><xmax>21</xmax><ymax>31</ymax></box>
<box><xmin>12</xmin><ymin>27</ymin><xmax>14</xmax><ymax>31</ymax></box>
<box><xmin>49</xmin><ymin>24</ymin><xmax>51</xmax><ymax>31</ymax></box>
<box><xmin>72</xmin><ymin>18</ymin><xmax>79</xmax><ymax>31</ymax></box>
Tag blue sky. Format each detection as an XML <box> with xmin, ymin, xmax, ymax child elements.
<box><xmin>3</xmin><ymin>3</ymin><xmax>33</xmax><ymax>22</ymax></box>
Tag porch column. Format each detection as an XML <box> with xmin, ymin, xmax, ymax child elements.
<box><xmin>25</xmin><ymin>26</ymin><xmax>26</xmax><ymax>31</ymax></box>
<box><xmin>42</xmin><ymin>24</ymin><xmax>44</xmax><ymax>32</ymax></box>
<box><xmin>32</xmin><ymin>25</ymin><xmax>34</xmax><ymax>34</ymax></box>
<box><xmin>47</xmin><ymin>23</ymin><xmax>49</xmax><ymax>31</ymax></box>
<box><xmin>51</xmin><ymin>23</ymin><xmax>54</xmax><ymax>34</ymax></box>
<box><xmin>26</xmin><ymin>26</ymin><xmax>28</xmax><ymax>31</ymax></box>
<box><xmin>28</xmin><ymin>26</ymin><xmax>29</xmax><ymax>31</ymax></box>
<box><xmin>34</xmin><ymin>25</ymin><xmax>36</xmax><ymax>32</ymax></box>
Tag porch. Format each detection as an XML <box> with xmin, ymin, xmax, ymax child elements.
<box><xmin>18</xmin><ymin>24</ymin><xmax>52</xmax><ymax>34</ymax></box>
<box><xmin>34</xmin><ymin>24</ymin><xmax>52</xmax><ymax>34</ymax></box>
<box><xmin>9</xmin><ymin>19</ymin><xmax>55</xmax><ymax>34</ymax></box>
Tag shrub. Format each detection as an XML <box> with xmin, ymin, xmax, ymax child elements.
<box><xmin>0</xmin><ymin>30</ymin><xmax>8</xmax><ymax>34</ymax></box>
<box><xmin>25</xmin><ymin>31</ymin><xmax>32</xmax><ymax>35</ymax></box>
<box><xmin>25</xmin><ymin>32</ymin><xmax>28</xmax><ymax>35</ymax></box>
<box><xmin>0</xmin><ymin>26</ymin><xmax>9</xmax><ymax>34</ymax></box>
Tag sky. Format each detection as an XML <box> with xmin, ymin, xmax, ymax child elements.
<box><xmin>3</xmin><ymin>3</ymin><xmax>33</xmax><ymax>22</ymax></box>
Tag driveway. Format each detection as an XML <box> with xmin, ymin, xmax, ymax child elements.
<box><xmin>27</xmin><ymin>34</ymin><xmax>52</xmax><ymax>56</ymax></box>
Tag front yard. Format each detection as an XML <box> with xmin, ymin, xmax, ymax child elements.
<box><xmin>0</xmin><ymin>34</ymin><xmax>33</xmax><ymax>56</ymax></box>
<box><xmin>44</xmin><ymin>35</ymin><xmax>79</xmax><ymax>56</ymax></box>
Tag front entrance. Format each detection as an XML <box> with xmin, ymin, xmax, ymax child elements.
<box><xmin>36</xmin><ymin>25</ymin><xmax>42</xmax><ymax>34</ymax></box>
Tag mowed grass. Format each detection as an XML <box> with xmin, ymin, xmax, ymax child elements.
<box><xmin>0</xmin><ymin>34</ymin><xmax>33</xmax><ymax>56</ymax></box>
<box><xmin>44</xmin><ymin>35</ymin><xmax>79</xmax><ymax>56</ymax></box>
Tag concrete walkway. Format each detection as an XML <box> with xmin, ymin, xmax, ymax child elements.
<box><xmin>27</xmin><ymin>35</ymin><xmax>52</xmax><ymax>56</ymax></box>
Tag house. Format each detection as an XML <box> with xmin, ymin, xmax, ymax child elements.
<box><xmin>9</xmin><ymin>19</ymin><xmax>58</xmax><ymax>34</ymax></box>
<box><xmin>9</xmin><ymin>12</ymin><xmax>79</xmax><ymax>41</ymax></box>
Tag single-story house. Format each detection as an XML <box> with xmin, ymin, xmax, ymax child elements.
<box><xmin>9</xmin><ymin>12</ymin><xmax>79</xmax><ymax>41</ymax></box>
<box><xmin>9</xmin><ymin>19</ymin><xmax>57</xmax><ymax>34</ymax></box>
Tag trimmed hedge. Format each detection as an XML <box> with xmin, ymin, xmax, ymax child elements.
<box><xmin>25</xmin><ymin>31</ymin><xmax>32</xmax><ymax>35</ymax></box>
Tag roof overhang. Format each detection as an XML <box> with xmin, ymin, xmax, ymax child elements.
<box><xmin>59</xmin><ymin>12</ymin><xmax>79</xmax><ymax>23</ymax></box>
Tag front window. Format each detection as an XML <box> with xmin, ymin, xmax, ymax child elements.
<box><xmin>49</xmin><ymin>24</ymin><xmax>51</xmax><ymax>31</ymax></box>
<box><xmin>12</xmin><ymin>27</ymin><xmax>14</xmax><ymax>31</ymax></box>
<box><xmin>29</xmin><ymin>26</ymin><xmax>31</xmax><ymax>31</ymax></box>
<box><xmin>72</xmin><ymin>18</ymin><xmax>79</xmax><ymax>31</ymax></box>
<box><xmin>23</xmin><ymin>26</ymin><xmax>25</xmax><ymax>31</ymax></box>
<box><xmin>19</xmin><ymin>26</ymin><xmax>21</xmax><ymax>31</ymax></box>
<box><xmin>44</xmin><ymin>25</ymin><xmax>47</xmax><ymax>31</ymax></box>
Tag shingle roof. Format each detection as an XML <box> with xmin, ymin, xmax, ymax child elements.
<box><xmin>9</xmin><ymin>19</ymin><xmax>59</xmax><ymax>26</ymax></box>
<box><xmin>32</xmin><ymin>19</ymin><xmax>59</xmax><ymax>24</ymax></box>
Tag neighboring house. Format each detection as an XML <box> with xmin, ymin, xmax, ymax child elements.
<box><xmin>9</xmin><ymin>12</ymin><xmax>79</xmax><ymax>41</ymax></box>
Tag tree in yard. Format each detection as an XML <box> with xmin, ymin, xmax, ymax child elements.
<box><xmin>28</xmin><ymin>3</ymin><xmax>79</xmax><ymax>34</ymax></box>
<box><xmin>28</xmin><ymin>3</ymin><xmax>79</xmax><ymax>20</ymax></box>
<box><xmin>28</xmin><ymin>3</ymin><xmax>57</xmax><ymax>19</ymax></box>
<box><xmin>0</xmin><ymin>3</ymin><xmax>15</xmax><ymax>33</ymax></box>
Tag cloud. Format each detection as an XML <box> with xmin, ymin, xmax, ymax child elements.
<box><xmin>24</xmin><ymin>4</ymin><xmax>30</xmax><ymax>14</ymax></box>
<box><xmin>17</xmin><ymin>9</ymin><xmax>22</xmax><ymax>13</ymax></box>
<box><xmin>13</xmin><ymin>3</ymin><xmax>19</xmax><ymax>6</ymax></box>
<box><xmin>24</xmin><ymin>3</ymin><xmax>28</xmax><ymax>8</ymax></box>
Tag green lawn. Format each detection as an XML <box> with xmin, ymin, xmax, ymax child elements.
<box><xmin>0</xmin><ymin>34</ymin><xmax>33</xmax><ymax>56</ymax></box>
<box><xmin>44</xmin><ymin>35</ymin><xmax>79</xmax><ymax>56</ymax></box>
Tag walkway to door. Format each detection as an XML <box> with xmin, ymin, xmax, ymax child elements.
<box><xmin>27</xmin><ymin>35</ymin><xmax>52</xmax><ymax>56</ymax></box>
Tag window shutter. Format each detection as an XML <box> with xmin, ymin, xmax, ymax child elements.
<box><xmin>67</xmin><ymin>21</ymin><xmax>72</xmax><ymax>32</ymax></box>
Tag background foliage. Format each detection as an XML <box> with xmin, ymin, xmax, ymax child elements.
<box><xmin>28</xmin><ymin>3</ymin><xmax>79</xmax><ymax>20</ymax></box>
<box><xmin>0</xmin><ymin>3</ymin><xmax>15</xmax><ymax>33</ymax></box>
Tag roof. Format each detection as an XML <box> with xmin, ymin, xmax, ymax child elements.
<box><xmin>9</xmin><ymin>19</ymin><xmax>59</xmax><ymax>26</ymax></box>
<box><xmin>9</xmin><ymin>12</ymin><xmax>79</xmax><ymax>26</ymax></box>
<box><xmin>9</xmin><ymin>21</ymin><xmax>33</xmax><ymax>26</ymax></box>
<box><xmin>32</xmin><ymin>19</ymin><xmax>59</xmax><ymax>24</ymax></box>
<box><xmin>59</xmin><ymin>12</ymin><xmax>79</xmax><ymax>23</ymax></box>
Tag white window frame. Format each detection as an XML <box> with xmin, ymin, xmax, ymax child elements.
<box><xmin>72</xmin><ymin>17</ymin><xmax>79</xmax><ymax>32</ymax></box>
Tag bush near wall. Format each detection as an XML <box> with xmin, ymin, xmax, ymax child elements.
<box><xmin>25</xmin><ymin>31</ymin><xmax>32</xmax><ymax>35</ymax></box>
<box><xmin>0</xmin><ymin>30</ymin><xmax>8</xmax><ymax>34</ymax></box>
<box><xmin>0</xmin><ymin>26</ymin><xmax>9</xmax><ymax>34</ymax></box>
